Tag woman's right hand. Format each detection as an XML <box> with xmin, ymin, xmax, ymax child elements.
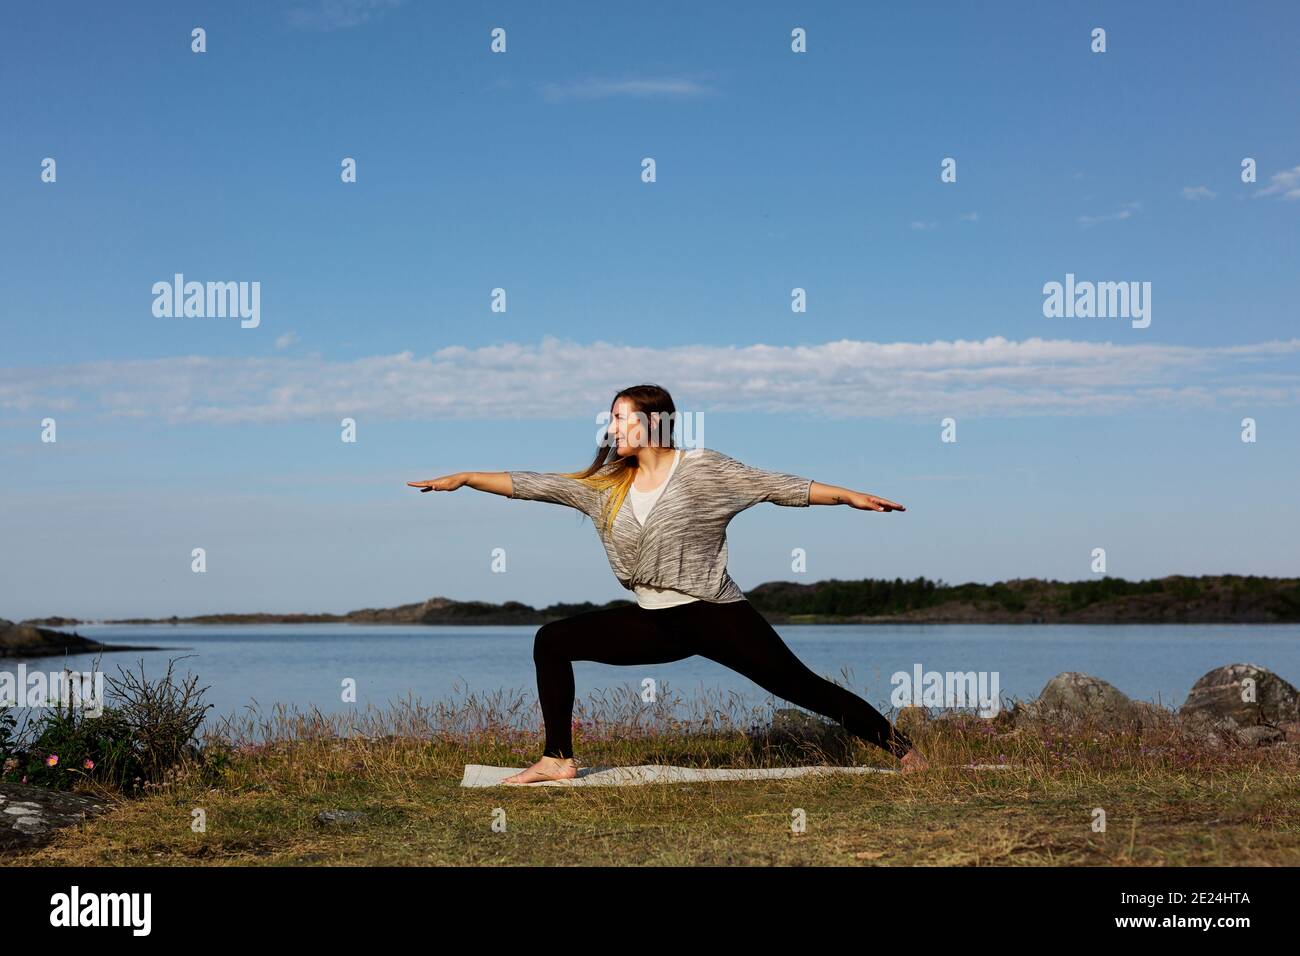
<box><xmin>407</xmin><ymin>473</ymin><xmax>469</xmax><ymax>493</ymax></box>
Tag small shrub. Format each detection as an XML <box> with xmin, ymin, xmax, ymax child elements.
<box><xmin>1</xmin><ymin>655</ymin><xmax>212</xmax><ymax>795</ymax></box>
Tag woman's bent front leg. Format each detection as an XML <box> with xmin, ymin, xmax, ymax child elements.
<box><xmin>531</xmin><ymin>602</ymin><xmax>699</xmax><ymax>759</ymax></box>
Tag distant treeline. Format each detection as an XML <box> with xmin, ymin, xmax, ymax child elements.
<box><xmin>745</xmin><ymin>575</ymin><xmax>1300</xmax><ymax>624</ymax></box>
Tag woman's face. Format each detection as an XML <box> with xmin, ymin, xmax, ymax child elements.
<box><xmin>609</xmin><ymin>398</ymin><xmax>657</xmax><ymax>458</ymax></box>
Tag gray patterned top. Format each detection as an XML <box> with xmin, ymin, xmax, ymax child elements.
<box><xmin>508</xmin><ymin>447</ymin><xmax>813</xmax><ymax>603</ymax></box>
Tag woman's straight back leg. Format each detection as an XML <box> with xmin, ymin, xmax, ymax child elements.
<box><xmin>689</xmin><ymin>600</ymin><xmax>914</xmax><ymax>760</ymax></box>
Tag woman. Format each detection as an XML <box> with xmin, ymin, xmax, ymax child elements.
<box><xmin>408</xmin><ymin>384</ymin><xmax>929</xmax><ymax>784</ymax></box>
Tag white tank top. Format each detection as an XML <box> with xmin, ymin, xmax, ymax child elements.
<box><xmin>628</xmin><ymin>450</ymin><xmax>701</xmax><ymax>609</ymax></box>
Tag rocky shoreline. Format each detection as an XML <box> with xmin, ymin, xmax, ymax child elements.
<box><xmin>0</xmin><ymin>619</ymin><xmax>161</xmax><ymax>660</ymax></box>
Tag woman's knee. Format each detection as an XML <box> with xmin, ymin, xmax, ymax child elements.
<box><xmin>533</xmin><ymin>619</ymin><xmax>581</xmax><ymax>664</ymax></box>
<box><xmin>533</xmin><ymin>621</ymin><xmax>558</xmax><ymax>663</ymax></box>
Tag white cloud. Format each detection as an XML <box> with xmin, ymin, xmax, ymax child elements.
<box><xmin>1078</xmin><ymin>206</ymin><xmax>1136</xmax><ymax>226</ymax></box>
<box><xmin>275</xmin><ymin>332</ymin><xmax>300</xmax><ymax>350</ymax></box>
<box><xmin>910</xmin><ymin>221</ymin><xmax>939</xmax><ymax>231</ymax></box>
<box><xmin>958</xmin><ymin>212</ymin><xmax>979</xmax><ymax>222</ymax></box>
<box><xmin>3</xmin><ymin>336</ymin><xmax>1298</xmax><ymax>426</ymax></box>
<box><xmin>286</xmin><ymin>0</ymin><xmax>402</xmax><ymax>31</ymax></box>
<box><xmin>1253</xmin><ymin>165</ymin><xmax>1300</xmax><ymax>201</ymax></box>
<box><xmin>539</xmin><ymin>77</ymin><xmax>717</xmax><ymax>102</ymax></box>
<box><xmin>1181</xmin><ymin>185</ymin><xmax>1217</xmax><ymax>200</ymax></box>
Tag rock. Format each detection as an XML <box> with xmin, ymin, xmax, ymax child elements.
<box><xmin>0</xmin><ymin>782</ymin><xmax>112</xmax><ymax>855</ymax></box>
<box><xmin>1131</xmin><ymin>700</ymin><xmax>1169</xmax><ymax>731</ymax></box>
<box><xmin>1184</xmin><ymin>714</ymin><xmax>1245</xmax><ymax>748</ymax></box>
<box><xmin>1236</xmin><ymin>725</ymin><xmax>1286</xmax><ymax>747</ymax></box>
<box><xmin>1179</xmin><ymin>664</ymin><xmax>1300</xmax><ymax>728</ymax></box>
<box><xmin>768</xmin><ymin>707</ymin><xmax>838</xmax><ymax>735</ymax></box>
<box><xmin>1018</xmin><ymin>672</ymin><xmax>1141</xmax><ymax>728</ymax></box>
<box><xmin>315</xmin><ymin>810</ymin><xmax>366</xmax><ymax>826</ymax></box>
<box><xmin>748</xmin><ymin>707</ymin><xmax>856</xmax><ymax>763</ymax></box>
<box><xmin>1175</xmin><ymin>711</ymin><xmax>1286</xmax><ymax>748</ymax></box>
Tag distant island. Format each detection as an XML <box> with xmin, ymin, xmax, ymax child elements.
<box><xmin>19</xmin><ymin>575</ymin><xmax>1300</xmax><ymax>629</ymax></box>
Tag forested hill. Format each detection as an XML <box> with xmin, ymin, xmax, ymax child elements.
<box><xmin>744</xmin><ymin>575</ymin><xmax>1300</xmax><ymax>624</ymax></box>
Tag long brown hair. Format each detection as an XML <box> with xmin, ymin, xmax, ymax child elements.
<box><xmin>562</xmin><ymin>384</ymin><xmax>678</xmax><ymax>534</ymax></box>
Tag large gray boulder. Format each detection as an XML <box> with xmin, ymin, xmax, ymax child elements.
<box><xmin>1179</xmin><ymin>663</ymin><xmax>1300</xmax><ymax>728</ymax></box>
<box><xmin>1017</xmin><ymin>672</ymin><xmax>1142</xmax><ymax>728</ymax></box>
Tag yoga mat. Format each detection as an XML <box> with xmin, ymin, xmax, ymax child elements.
<box><xmin>461</xmin><ymin>763</ymin><xmax>1019</xmax><ymax>787</ymax></box>
<box><xmin>461</xmin><ymin>763</ymin><xmax>893</xmax><ymax>787</ymax></box>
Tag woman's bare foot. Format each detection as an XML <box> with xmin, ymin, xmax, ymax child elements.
<box><xmin>501</xmin><ymin>755</ymin><xmax>578</xmax><ymax>785</ymax></box>
<box><xmin>899</xmin><ymin>748</ymin><xmax>930</xmax><ymax>775</ymax></box>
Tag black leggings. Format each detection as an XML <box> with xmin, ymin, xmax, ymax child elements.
<box><xmin>531</xmin><ymin>598</ymin><xmax>914</xmax><ymax>761</ymax></box>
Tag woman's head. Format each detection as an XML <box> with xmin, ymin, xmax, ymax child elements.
<box><xmin>563</xmin><ymin>384</ymin><xmax>677</xmax><ymax>533</ymax></box>
<box><xmin>606</xmin><ymin>384</ymin><xmax>677</xmax><ymax>459</ymax></box>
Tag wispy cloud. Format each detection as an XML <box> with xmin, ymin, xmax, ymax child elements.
<box><xmin>4</xmin><ymin>336</ymin><xmax>1298</xmax><ymax>426</ymax></box>
<box><xmin>538</xmin><ymin>76</ymin><xmax>717</xmax><ymax>103</ymax></box>
<box><xmin>910</xmin><ymin>221</ymin><xmax>939</xmax><ymax>231</ymax></box>
<box><xmin>286</xmin><ymin>0</ymin><xmax>402</xmax><ymax>31</ymax></box>
<box><xmin>1181</xmin><ymin>185</ymin><xmax>1217</xmax><ymax>201</ymax></box>
<box><xmin>958</xmin><ymin>211</ymin><xmax>980</xmax><ymax>222</ymax></box>
<box><xmin>1078</xmin><ymin>201</ymin><xmax>1142</xmax><ymax>226</ymax></box>
<box><xmin>1253</xmin><ymin>164</ymin><xmax>1300</xmax><ymax>201</ymax></box>
<box><xmin>275</xmin><ymin>332</ymin><xmax>300</xmax><ymax>350</ymax></box>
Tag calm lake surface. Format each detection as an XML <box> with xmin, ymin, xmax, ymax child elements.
<box><xmin>9</xmin><ymin>622</ymin><xmax>1300</xmax><ymax>738</ymax></box>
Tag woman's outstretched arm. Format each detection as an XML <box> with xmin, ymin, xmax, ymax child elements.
<box><xmin>808</xmin><ymin>480</ymin><xmax>905</xmax><ymax>511</ymax></box>
<box><xmin>712</xmin><ymin>450</ymin><xmax>904</xmax><ymax>513</ymax></box>
<box><xmin>408</xmin><ymin>470</ymin><xmax>599</xmax><ymax>516</ymax></box>
<box><xmin>407</xmin><ymin>472</ymin><xmax>512</xmax><ymax>496</ymax></box>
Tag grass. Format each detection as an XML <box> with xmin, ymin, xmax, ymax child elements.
<box><xmin>8</xmin><ymin>680</ymin><xmax>1300</xmax><ymax>867</ymax></box>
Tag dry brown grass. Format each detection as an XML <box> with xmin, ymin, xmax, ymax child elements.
<box><xmin>9</xmin><ymin>682</ymin><xmax>1300</xmax><ymax>866</ymax></box>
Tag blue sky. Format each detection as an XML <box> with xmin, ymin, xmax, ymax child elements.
<box><xmin>2</xmin><ymin>0</ymin><xmax>1298</xmax><ymax>619</ymax></box>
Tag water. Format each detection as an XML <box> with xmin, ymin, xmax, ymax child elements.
<box><xmin>6</xmin><ymin>622</ymin><xmax>1298</xmax><ymax>738</ymax></box>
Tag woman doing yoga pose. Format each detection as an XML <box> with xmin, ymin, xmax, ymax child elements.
<box><xmin>408</xmin><ymin>384</ymin><xmax>929</xmax><ymax>784</ymax></box>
